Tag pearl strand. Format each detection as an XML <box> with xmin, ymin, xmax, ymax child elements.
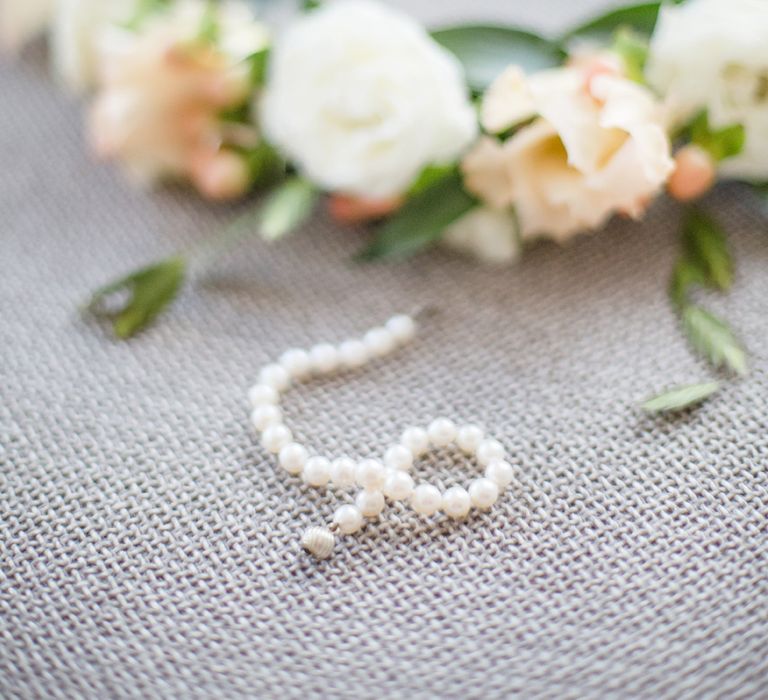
<box><xmin>247</xmin><ymin>313</ymin><xmax>514</xmax><ymax>559</ymax></box>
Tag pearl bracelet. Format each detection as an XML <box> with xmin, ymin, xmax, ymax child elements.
<box><xmin>247</xmin><ymin>312</ymin><xmax>513</xmax><ymax>559</ymax></box>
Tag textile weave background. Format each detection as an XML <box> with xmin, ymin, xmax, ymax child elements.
<box><xmin>2</xmin><ymin>2</ymin><xmax>767</xmax><ymax>698</ymax></box>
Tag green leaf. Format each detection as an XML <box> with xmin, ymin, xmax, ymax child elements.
<box><xmin>689</xmin><ymin>111</ymin><xmax>745</xmax><ymax>162</ymax></box>
<box><xmin>408</xmin><ymin>163</ymin><xmax>457</xmax><ymax>196</ymax></box>
<box><xmin>682</xmin><ymin>208</ymin><xmax>733</xmax><ymax>292</ymax></box>
<box><xmin>432</xmin><ymin>25</ymin><xmax>564</xmax><ymax>93</ymax></box>
<box><xmin>86</xmin><ymin>256</ymin><xmax>186</xmax><ymax>339</ymax></box>
<box><xmin>359</xmin><ymin>171</ymin><xmax>476</xmax><ymax>261</ymax></box>
<box><xmin>612</xmin><ymin>28</ymin><xmax>649</xmax><ymax>83</ymax></box>
<box><xmin>259</xmin><ymin>177</ymin><xmax>318</xmax><ymax>241</ymax></box>
<box><xmin>197</xmin><ymin>1</ymin><xmax>219</xmax><ymax>44</ymax></box>
<box><xmin>642</xmin><ymin>381</ymin><xmax>721</xmax><ymax>413</ymax></box>
<box><xmin>669</xmin><ymin>256</ymin><xmax>707</xmax><ymax>309</ymax></box>
<box><xmin>246</xmin><ymin>141</ymin><xmax>286</xmax><ymax>189</ymax></box>
<box><xmin>682</xmin><ymin>305</ymin><xmax>748</xmax><ymax>375</ymax></box>
<box><xmin>123</xmin><ymin>0</ymin><xmax>171</xmax><ymax>30</ymax></box>
<box><xmin>561</xmin><ymin>2</ymin><xmax>662</xmax><ymax>47</ymax></box>
<box><xmin>246</xmin><ymin>48</ymin><xmax>269</xmax><ymax>87</ymax></box>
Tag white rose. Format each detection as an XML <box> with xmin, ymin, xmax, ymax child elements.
<box><xmin>646</xmin><ymin>0</ymin><xmax>768</xmax><ymax>181</ymax></box>
<box><xmin>261</xmin><ymin>0</ymin><xmax>477</xmax><ymax>198</ymax></box>
<box><xmin>463</xmin><ymin>63</ymin><xmax>674</xmax><ymax>242</ymax></box>
<box><xmin>0</xmin><ymin>0</ymin><xmax>55</xmax><ymax>53</ymax></box>
<box><xmin>442</xmin><ymin>207</ymin><xmax>520</xmax><ymax>266</ymax></box>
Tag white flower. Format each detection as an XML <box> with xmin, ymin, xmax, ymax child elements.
<box><xmin>442</xmin><ymin>207</ymin><xmax>520</xmax><ymax>265</ymax></box>
<box><xmin>0</xmin><ymin>0</ymin><xmax>137</xmax><ymax>91</ymax></box>
<box><xmin>463</xmin><ymin>62</ymin><xmax>674</xmax><ymax>242</ymax></box>
<box><xmin>89</xmin><ymin>0</ymin><xmax>268</xmax><ymax>197</ymax></box>
<box><xmin>261</xmin><ymin>0</ymin><xmax>477</xmax><ymax>198</ymax></box>
<box><xmin>52</xmin><ymin>0</ymin><xmax>135</xmax><ymax>92</ymax></box>
<box><xmin>0</xmin><ymin>0</ymin><xmax>55</xmax><ymax>53</ymax></box>
<box><xmin>646</xmin><ymin>0</ymin><xmax>768</xmax><ymax>180</ymax></box>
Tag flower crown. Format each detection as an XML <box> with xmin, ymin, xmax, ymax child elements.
<box><xmin>3</xmin><ymin>0</ymin><xmax>766</xmax><ymax>411</ymax></box>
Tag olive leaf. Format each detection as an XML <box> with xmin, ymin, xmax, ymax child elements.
<box><xmin>432</xmin><ymin>25</ymin><xmax>564</xmax><ymax>93</ymax></box>
<box><xmin>642</xmin><ymin>382</ymin><xmax>721</xmax><ymax>414</ymax></box>
<box><xmin>645</xmin><ymin>206</ymin><xmax>746</xmax><ymax>411</ymax></box>
<box><xmin>682</xmin><ymin>305</ymin><xmax>748</xmax><ymax>376</ymax></box>
<box><xmin>86</xmin><ymin>256</ymin><xmax>186</xmax><ymax>339</ymax></box>
<box><xmin>258</xmin><ymin>177</ymin><xmax>318</xmax><ymax>241</ymax></box>
<box><xmin>85</xmin><ymin>178</ymin><xmax>317</xmax><ymax>339</ymax></box>
<box><xmin>681</xmin><ymin>208</ymin><xmax>733</xmax><ymax>293</ymax></box>
<box><xmin>358</xmin><ymin>171</ymin><xmax>476</xmax><ymax>261</ymax></box>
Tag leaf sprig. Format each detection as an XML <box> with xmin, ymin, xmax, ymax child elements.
<box><xmin>643</xmin><ymin>208</ymin><xmax>747</xmax><ymax>413</ymax></box>
<box><xmin>85</xmin><ymin>177</ymin><xmax>318</xmax><ymax>338</ymax></box>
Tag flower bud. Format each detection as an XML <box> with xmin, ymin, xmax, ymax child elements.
<box><xmin>190</xmin><ymin>149</ymin><xmax>251</xmax><ymax>200</ymax></box>
<box><xmin>328</xmin><ymin>194</ymin><xmax>403</xmax><ymax>224</ymax></box>
<box><xmin>667</xmin><ymin>144</ymin><xmax>716</xmax><ymax>202</ymax></box>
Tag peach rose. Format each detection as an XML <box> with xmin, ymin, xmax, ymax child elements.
<box><xmin>462</xmin><ymin>62</ymin><xmax>674</xmax><ymax>242</ymax></box>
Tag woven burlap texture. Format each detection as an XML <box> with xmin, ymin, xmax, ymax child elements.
<box><xmin>2</xmin><ymin>5</ymin><xmax>767</xmax><ymax>699</ymax></box>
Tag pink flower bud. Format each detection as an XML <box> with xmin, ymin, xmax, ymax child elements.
<box><xmin>667</xmin><ymin>144</ymin><xmax>716</xmax><ymax>202</ymax></box>
<box><xmin>190</xmin><ymin>149</ymin><xmax>250</xmax><ymax>200</ymax></box>
<box><xmin>328</xmin><ymin>194</ymin><xmax>404</xmax><ymax>224</ymax></box>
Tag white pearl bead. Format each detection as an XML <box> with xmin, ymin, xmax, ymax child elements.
<box><xmin>476</xmin><ymin>439</ymin><xmax>505</xmax><ymax>466</ymax></box>
<box><xmin>248</xmin><ymin>384</ymin><xmax>279</xmax><ymax>407</ymax></box>
<box><xmin>428</xmin><ymin>417</ymin><xmax>457</xmax><ymax>447</ymax></box>
<box><xmin>383</xmin><ymin>470</ymin><xmax>414</xmax><ymax>501</ymax></box>
<box><xmin>384</xmin><ymin>444</ymin><xmax>413</xmax><ymax>471</ymax></box>
<box><xmin>442</xmin><ymin>486</ymin><xmax>471</xmax><ymax>519</ymax></box>
<box><xmin>303</xmin><ymin>456</ymin><xmax>331</xmax><ymax>487</ymax></box>
<box><xmin>364</xmin><ymin>327</ymin><xmax>396</xmax><ymax>357</ymax></box>
<box><xmin>355</xmin><ymin>459</ymin><xmax>386</xmax><ymax>491</ymax></box>
<box><xmin>469</xmin><ymin>478</ymin><xmax>499</xmax><ymax>510</ymax></box>
<box><xmin>356</xmin><ymin>490</ymin><xmax>385</xmax><ymax>517</ymax></box>
<box><xmin>485</xmin><ymin>459</ymin><xmax>515</xmax><ymax>489</ymax></box>
<box><xmin>279</xmin><ymin>348</ymin><xmax>311</xmax><ymax>379</ymax></box>
<box><xmin>411</xmin><ymin>484</ymin><xmax>442</xmax><ymax>516</ymax></box>
<box><xmin>261</xmin><ymin>424</ymin><xmax>292</xmax><ymax>454</ymax></box>
<box><xmin>259</xmin><ymin>364</ymin><xmax>291</xmax><ymax>391</ymax></box>
<box><xmin>278</xmin><ymin>443</ymin><xmax>308</xmax><ymax>475</ymax></box>
<box><xmin>456</xmin><ymin>424</ymin><xmax>484</xmax><ymax>454</ymax></box>
<box><xmin>333</xmin><ymin>504</ymin><xmax>363</xmax><ymax>534</ymax></box>
<box><xmin>385</xmin><ymin>314</ymin><xmax>416</xmax><ymax>344</ymax></box>
<box><xmin>250</xmin><ymin>404</ymin><xmax>282</xmax><ymax>431</ymax></box>
<box><xmin>309</xmin><ymin>343</ymin><xmax>339</xmax><ymax>374</ymax></box>
<box><xmin>330</xmin><ymin>457</ymin><xmax>357</xmax><ymax>489</ymax></box>
<box><xmin>338</xmin><ymin>339</ymin><xmax>369</xmax><ymax>369</ymax></box>
<box><xmin>401</xmin><ymin>426</ymin><xmax>429</xmax><ymax>456</ymax></box>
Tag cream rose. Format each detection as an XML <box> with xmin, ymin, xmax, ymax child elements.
<box><xmin>462</xmin><ymin>63</ymin><xmax>674</xmax><ymax>242</ymax></box>
<box><xmin>89</xmin><ymin>0</ymin><xmax>268</xmax><ymax>197</ymax></box>
<box><xmin>646</xmin><ymin>0</ymin><xmax>768</xmax><ymax>181</ymax></box>
<box><xmin>261</xmin><ymin>0</ymin><xmax>477</xmax><ymax>198</ymax></box>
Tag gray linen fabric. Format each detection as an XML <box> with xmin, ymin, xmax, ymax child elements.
<box><xmin>2</xmin><ymin>2</ymin><xmax>767</xmax><ymax>698</ymax></box>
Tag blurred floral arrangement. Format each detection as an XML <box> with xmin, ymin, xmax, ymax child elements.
<box><xmin>3</xmin><ymin>0</ymin><xmax>767</xmax><ymax>410</ymax></box>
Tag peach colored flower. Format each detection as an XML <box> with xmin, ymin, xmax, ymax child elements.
<box><xmin>89</xmin><ymin>0</ymin><xmax>268</xmax><ymax>199</ymax></box>
<box><xmin>463</xmin><ymin>62</ymin><xmax>674</xmax><ymax>242</ymax></box>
